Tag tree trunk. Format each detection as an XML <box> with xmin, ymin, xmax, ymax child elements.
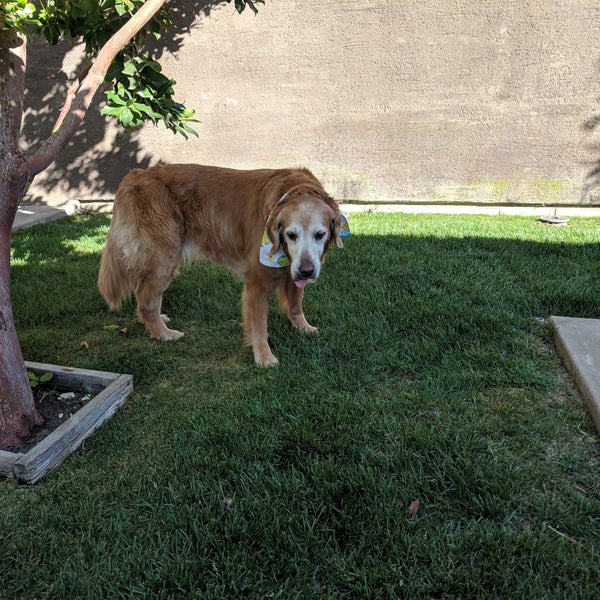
<box><xmin>0</xmin><ymin>166</ymin><xmax>43</xmax><ymax>448</ymax></box>
<box><xmin>0</xmin><ymin>0</ymin><xmax>168</xmax><ymax>445</ymax></box>
<box><xmin>0</xmin><ymin>30</ymin><xmax>43</xmax><ymax>448</ymax></box>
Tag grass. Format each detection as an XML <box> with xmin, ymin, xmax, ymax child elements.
<box><xmin>2</xmin><ymin>211</ymin><xmax>600</xmax><ymax>598</ymax></box>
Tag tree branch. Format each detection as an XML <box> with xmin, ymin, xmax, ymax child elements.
<box><xmin>27</xmin><ymin>0</ymin><xmax>167</xmax><ymax>179</ymax></box>
<box><xmin>51</xmin><ymin>64</ymin><xmax>91</xmax><ymax>135</ymax></box>
<box><xmin>0</xmin><ymin>30</ymin><xmax>27</xmax><ymax>151</ymax></box>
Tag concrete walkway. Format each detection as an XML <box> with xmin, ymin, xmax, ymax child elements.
<box><xmin>549</xmin><ymin>317</ymin><xmax>600</xmax><ymax>434</ymax></box>
<box><xmin>12</xmin><ymin>202</ymin><xmax>80</xmax><ymax>232</ymax></box>
<box><xmin>11</xmin><ymin>202</ymin><xmax>600</xmax><ymax>435</ymax></box>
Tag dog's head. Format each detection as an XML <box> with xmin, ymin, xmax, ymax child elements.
<box><xmin>266</xmin><ymin>187</ymin><xmax>344</xmax><ymax>288</ymax></box>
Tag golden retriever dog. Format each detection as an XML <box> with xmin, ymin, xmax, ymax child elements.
<box><xmin>97</xmin><ymin>164</ymin><xmax>348</xmax><ymax>366</ymax></box>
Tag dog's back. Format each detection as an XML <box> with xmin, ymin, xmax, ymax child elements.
<box><xmin>98</xmin><ymin>164</ymin><xmax>320</xmax><ymax>308</ymax></box>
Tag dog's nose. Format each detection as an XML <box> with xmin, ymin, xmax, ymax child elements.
<box><xmin>299</xmin><ymin>264</ymin><xmax>315</xmax><ymax>279</ymax></box>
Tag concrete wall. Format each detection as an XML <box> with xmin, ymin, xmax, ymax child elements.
<box><xmin>23</xmin><ymin>0</ymin><xmax>600</xmax><ymax>205</ymax></box>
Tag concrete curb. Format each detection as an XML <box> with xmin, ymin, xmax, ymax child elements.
<box><xmin>339</xmin><ymin>203</ymin><xmax>600</xmax><ymax>217</ymax></box>
<box><xmin>13</xmin><ymin>201</ymin><xmax>600</xmax><ymax>234</ymax></box>
<box><xmin>550</xmin><ymin>316</ymin><xmax>600</xmax><ymax>434</ymax></box>
<box><xmin>12</xmin><ymin>202</ymin><xmax>79</xmax><ymax>232</ymax></box>
<box><xmin>12</xmin><ymin>201</ymin><xmax>114</xmax><ymax>232</ymax></box>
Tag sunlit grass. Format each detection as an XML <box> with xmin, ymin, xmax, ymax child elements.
<box><xmin>2</xmin><ymin>212</ymin><xmax>600</xmax><ymax>598</ymax></box>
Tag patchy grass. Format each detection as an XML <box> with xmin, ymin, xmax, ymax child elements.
<box><xmin>2</xmin><ymin>212</ymin><xmax>600</xmax><ymax>598</ymax></box>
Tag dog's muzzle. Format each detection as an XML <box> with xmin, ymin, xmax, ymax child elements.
<box><xmin>294</xmin><ymin>261</ymin><xmax>316</xmax><ymax>288</ymax></box>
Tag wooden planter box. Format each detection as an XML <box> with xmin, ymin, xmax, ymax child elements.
<box><xmin>0</xmin><ymin>362</ymin><xmax>132</xmax><ymax>484</ymax></box>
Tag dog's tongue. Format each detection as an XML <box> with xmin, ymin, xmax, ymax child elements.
<box><xmin>294</xmin><ymin>278</ymin><xmax>315</xmax><ymax>289</ymax></box>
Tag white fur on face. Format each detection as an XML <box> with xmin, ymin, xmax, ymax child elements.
<box><xmin>282</xmin><ymin>202</ymin><xmax>331</xmax><ymax>285</ymax></box>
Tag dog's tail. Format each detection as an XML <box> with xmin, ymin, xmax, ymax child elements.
<box><xmin>97</xmin><ymin>227</ymin><xmax>138</xmax><ymax>310</ymax></box>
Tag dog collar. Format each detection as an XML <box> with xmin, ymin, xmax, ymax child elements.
<box><xmin>259</xmin><ymin>193</ymin><xmax>350</xmax><ymax>269</ymax></box>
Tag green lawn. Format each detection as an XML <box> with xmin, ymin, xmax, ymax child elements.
<box><xmin>2</xmin><ymin>212</ymin><xmax>599</xmax><ymax>598</ymax></box>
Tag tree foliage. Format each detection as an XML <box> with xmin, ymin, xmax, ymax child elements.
<box><xmin>0</xmin><ymin>0</ymin><xmax>262</xmax><ymax>138</ymax></box>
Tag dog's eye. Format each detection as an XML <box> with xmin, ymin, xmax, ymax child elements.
<box><xmin>286</xmin><ymin>231</ymin><xmax>297</xmax><ymax>241</ymax></box>
<box><xmin>314</xmin><ymin>231</ymin><xmax>326</xmax><ymax>242</ymax></box>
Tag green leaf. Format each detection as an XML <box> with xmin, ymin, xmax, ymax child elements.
<box><xmin>119</xmin><ymin>107</ymin><xmax>134</xmax><ymax>127</ymax></box>
<box><xmin>179</xmin><ymin>123</ymin><xmax>199</xmax><ymax>138</ymax></box>
<box><xmin>134</xmin><ymin>103</ymin><xmax>163</xmax><ymax>119</ymax></box>
<box><xmin>135</xmin><ymin>88</ymin><xmax>153</xmax><ymax>99</ymax></box>
<box><xmin>114</xmin><ymin>1</ymin><xmax>128</xmax><ymax>17</ymax></box>
<box><xmin>27</xmin><ymin>370</ymin><xmax>53</xmax><ymax>388</ymax></box>
<box><xmin>100</xmin><ymin>105</ymin><xmax>124</xmax><ymax>117</ymax></box>
<box><xmin>122</xmin><ymin>60</ymin><xmax>138</xmax><ymax>76</ymax></box>
<box><xmin>104</xmin><ymin>91</ymin><xmax>127</xmax><ymax>106</ymax></box>
<box><xmin>230</xmin><ymin>0</ymin><xmax>264</xmax><ymax>14</ymax></box>
<box><xmin>181</xmin><ymin>107</ymin><xmax>196</xmax><ymax>119</ymax></box>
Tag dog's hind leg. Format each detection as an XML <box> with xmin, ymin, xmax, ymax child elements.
<box><xmin>278</xmin><ymin>279</ymin><xmax>317</xmax><ymax>333</ymax></box>
<box><xmin>135</xmin><ymin>258</ymin><xmax>183</xmax><ymax>341</ymax></box>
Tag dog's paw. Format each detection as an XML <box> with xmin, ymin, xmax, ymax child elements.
<box><xmin>293</xmin><ymin>321</ymin><xmax>318</xmax><ymax>334</ymax></box>
<box><xmin>299</xmin><ymin>324</ymin><xmax>318</xmax><ymax>334</ymax></box>
<box><xmin>255</xmin><ymin>353</ymin><xmax>279</xmax><ymax>367</ymax></box>
<box><xmin>156</xmin><ymin>329</ymin><xmax>185</xmax><ymax>341</ymax></box>
<box><xmin>258</xmin><ymin>357</ymin><xmax>279</xmax><ymax>367</ymax></box>
<box><xmin>290</xmin><ymin>315</ymin><xmax>318</xmax><ymax>333</ymax></box>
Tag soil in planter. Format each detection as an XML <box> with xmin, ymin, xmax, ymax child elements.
<box><xmin>1</xmin><ymin>385</ymin><xmax>93</xmax><ymax>454</ymax></box>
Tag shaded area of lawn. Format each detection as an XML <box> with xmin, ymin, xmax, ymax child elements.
<box><xmin>2</xmin><ymin>212</ymin><xmax>599</xmax><ymax>597</ymax></box>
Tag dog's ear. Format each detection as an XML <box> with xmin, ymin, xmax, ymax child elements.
<box><xmin>267</xmin><ymin>205</ymin><xmax>284</xmax><ymax>254</ymax></box>
<box><xmin>324</xmin><ymin>195</ymin><xmax>344</xmax><ymax>248</ymax></box>
<box><xmin>331</xmin><ymin>215</ymin><xmax>343</xmax><ymax>249</ymax></box>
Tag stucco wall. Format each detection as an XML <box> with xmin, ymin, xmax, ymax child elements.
<box><xmin>23</xmin><ymin>0</ymin><xmax>600</xmax><ymax>205</ymax></box>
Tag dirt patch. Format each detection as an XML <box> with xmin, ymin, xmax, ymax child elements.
<box><xmin>2</xmin><ymin>386</ymin><xmax>92</xmax><ymax>455</ymax></box>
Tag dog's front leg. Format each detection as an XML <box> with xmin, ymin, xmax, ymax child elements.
<box><xmin>278</xmin><ymin>279</ymin><xmax>317</xmax><ymax>333</ymax></box>
<box><xmin>242</xmin><ymin>279</ymin><xmax>278</xmax><ymax>367</ymax></box>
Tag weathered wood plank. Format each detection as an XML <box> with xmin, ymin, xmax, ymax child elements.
<box><xmin>14</xmin><ymin>374</ymin><xmax>133</xmax><ymax>483</ymax></box>
<box><xmin>0</xmin><ymin>364</ymin><xmax>132</xmax><ymax>483</ymax></box>
<box><xmin>25</xmin><ymin>361</ymin><xmax>121</xmax><ymax>392</ymax></box>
